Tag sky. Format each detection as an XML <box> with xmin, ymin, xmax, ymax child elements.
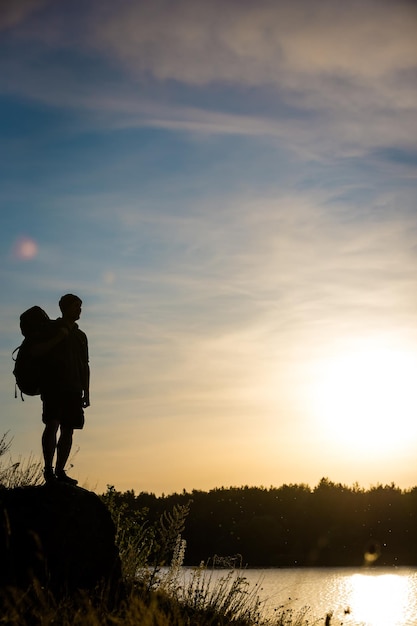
<box><xmin>1</xmin><ymin>0</ymin><xmax>417</xmax><ymax>495</ymax></box>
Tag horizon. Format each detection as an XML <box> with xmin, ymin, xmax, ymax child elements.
<box><xmin>1</xmin><ymin>0</ymin><xmax>417</xmax><ymax>495</ymax></box>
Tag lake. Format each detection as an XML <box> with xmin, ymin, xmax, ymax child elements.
<box><xmin>178</xmin><ymin>566</ymin><xmax>417</xmax><ymax>625</ymax></box>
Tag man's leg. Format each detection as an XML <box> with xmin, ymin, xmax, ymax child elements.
<box><xmin>55</xmin><ymin>426</ymin><xmax>74</xmax><ymax>474</ymax></box>
<box><xmin>42</xmin><ymin>420</ymin><xmax>60</xmax><ymax>474</ymax></box>
<box><xmin>42</xmin><ymin>420</ymin><xmax>60</xmax><ymax>483</ymax></box>
<box><xmin>55</xmin><ymin>426</ymin><xmax>78</xmax><ymax>485</ymax></box>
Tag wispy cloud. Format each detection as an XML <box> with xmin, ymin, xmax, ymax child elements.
<box><xmin>91</xmin><ymin>1</ymin><xmax>416</xmax><ymax>84</ymax></box>
<box><xmin>1</xmin><ymin>0</ymin><xmax>415</xmax><ymax>160</ymax></box>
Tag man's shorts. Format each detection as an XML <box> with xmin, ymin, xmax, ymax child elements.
<box><xmin>41</xmin><ymin>391</ymin><xmax>85</xmax><ymax>429</ymax></box>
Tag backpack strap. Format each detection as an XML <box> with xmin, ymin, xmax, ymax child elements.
<box><xmin>12</xmin><ymin>344</ymin><xmax>25</xmax><ymax>401</ymax></box>
<box><xmin>14</xmin><ymin>383</ymin><xmax>24</xmax><ymax>400</ymax></box>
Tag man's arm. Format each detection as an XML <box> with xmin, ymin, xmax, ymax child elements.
<box><xmin>81</xmin><ymin>334</ymin><xmax>90</xmax><ymax>407</ymax></box>
<box><xmin>82</xmin><ymin>363</ymin><xmax>90</xmax><ymax>408</ymax></box>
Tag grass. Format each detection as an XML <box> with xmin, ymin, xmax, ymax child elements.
<box><xmin>0</xmin><ymin>433</ymin><xmax>44</xmax><ymax>489</ymax></box>
<box><xmin>0</xmin><ymin>576</ymin><xmax>317</xmax><ymax>626</ymax></box>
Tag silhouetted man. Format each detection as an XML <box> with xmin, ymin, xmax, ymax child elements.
<box><xmin>39</xmin><ymin>294</ymin><xmax>90</xmax><ymax>485</ymax></box>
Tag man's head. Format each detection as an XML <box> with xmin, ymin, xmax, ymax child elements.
<box><xmin>59</xmin><ymin>294</ymin><xmax>82</xmax><ymax>321</ymax></box>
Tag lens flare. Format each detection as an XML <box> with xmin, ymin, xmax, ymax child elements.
<box><xmin>12</xmin><ymin>236</ymin><xmax>39</xmax><ymax>260</ymax></box>
<box><xmin>103</xmin><ymin>271</ymin><xmax>116</xmax><ymax>285</ymax></box>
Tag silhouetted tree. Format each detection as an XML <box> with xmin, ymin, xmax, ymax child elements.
<box><xmin>101</xmin><ymin>481</ymin><xmax>417</xmax><ymax>567</ymax></box>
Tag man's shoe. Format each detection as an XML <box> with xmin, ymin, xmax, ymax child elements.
<box><xmin>43</xmin><ymin>468</ymin><xmax>56</xmax><ymax>484</ymax></box>
<box><xmin>55</xmin><ymin>470</ymin><xmax>78</xmax><ymax>486</ymax></box>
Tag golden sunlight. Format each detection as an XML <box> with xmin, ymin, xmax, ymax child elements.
<box><xmin>347</xmin><ymin>572</ymin><xmax>413</xmax><ymax>626</ymax></box>
<box><xmin>309</xmin><ymin>338</ymin><xmax>417</xmax><ymax>455</ymax></box>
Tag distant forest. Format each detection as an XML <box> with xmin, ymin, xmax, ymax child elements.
<box><xmin>102</xmin><ymin>479</ymin><xmax>417</xmax><ymax>567</ymax></box>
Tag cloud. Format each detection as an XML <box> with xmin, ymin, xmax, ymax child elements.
<box><xmin>92</xmin><ymin>0</ymin><xmax>416</xmax><ymax>85</ymax></box>
<box><xmin>0</xmin><ymin>0</ymin><xmax>48</xmax><ymax>31</ymax></box>
<box><xmin>1</xmin><ymin>0</ymin><xmax>415</xmax><ymax>160</ymax></box>
<box><xmin>5</xmin><ymin>0</ymin><xmax>416</xmax><ymax>100</ymax></box>
<box><xmin>89</xmin><ymin>0</ymin><xmax>417</xmax><ymax>153</ymax></box>
<box><xmin>54</xmin><ymin>185</ymin><xmax>417</xmax><ymax>372</ymax></box>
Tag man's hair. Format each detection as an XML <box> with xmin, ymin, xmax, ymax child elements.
<box><xmin>59</xmin><ymin>293</ymin><xmax>82</xmax><ymax>313</ymax></box>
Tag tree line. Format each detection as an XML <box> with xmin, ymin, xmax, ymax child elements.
<box><xmin>101</xmin><ymin>479</ymin><xmax>417</xmax><ymax>567</ymax></box>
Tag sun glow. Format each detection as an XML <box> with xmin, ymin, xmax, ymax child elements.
<box><xmin>347</xmin><ymin>573</ymin><xmax>413</xmax><ymax>626</ymax></box>
<box><xmin>309</xmin><ymin>339</ymin><xmax>417</xmax><ymax>455</ymax></box>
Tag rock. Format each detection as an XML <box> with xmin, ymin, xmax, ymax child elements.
<box><xmin>0</xmin><ymin>484</ymin><xmax>122</xmax><ymax>595</ymax></box>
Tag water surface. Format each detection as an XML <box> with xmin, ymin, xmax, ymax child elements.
<box><xmin>181</xmin><ymin>566</ymin><xmax>417</xmax><ymax>625</ymax></box>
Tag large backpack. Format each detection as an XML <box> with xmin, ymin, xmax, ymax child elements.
<box><xmin>13</xmin><ymin>306</ymin><xmax>51</xmax><ymax>399</ymax></box>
